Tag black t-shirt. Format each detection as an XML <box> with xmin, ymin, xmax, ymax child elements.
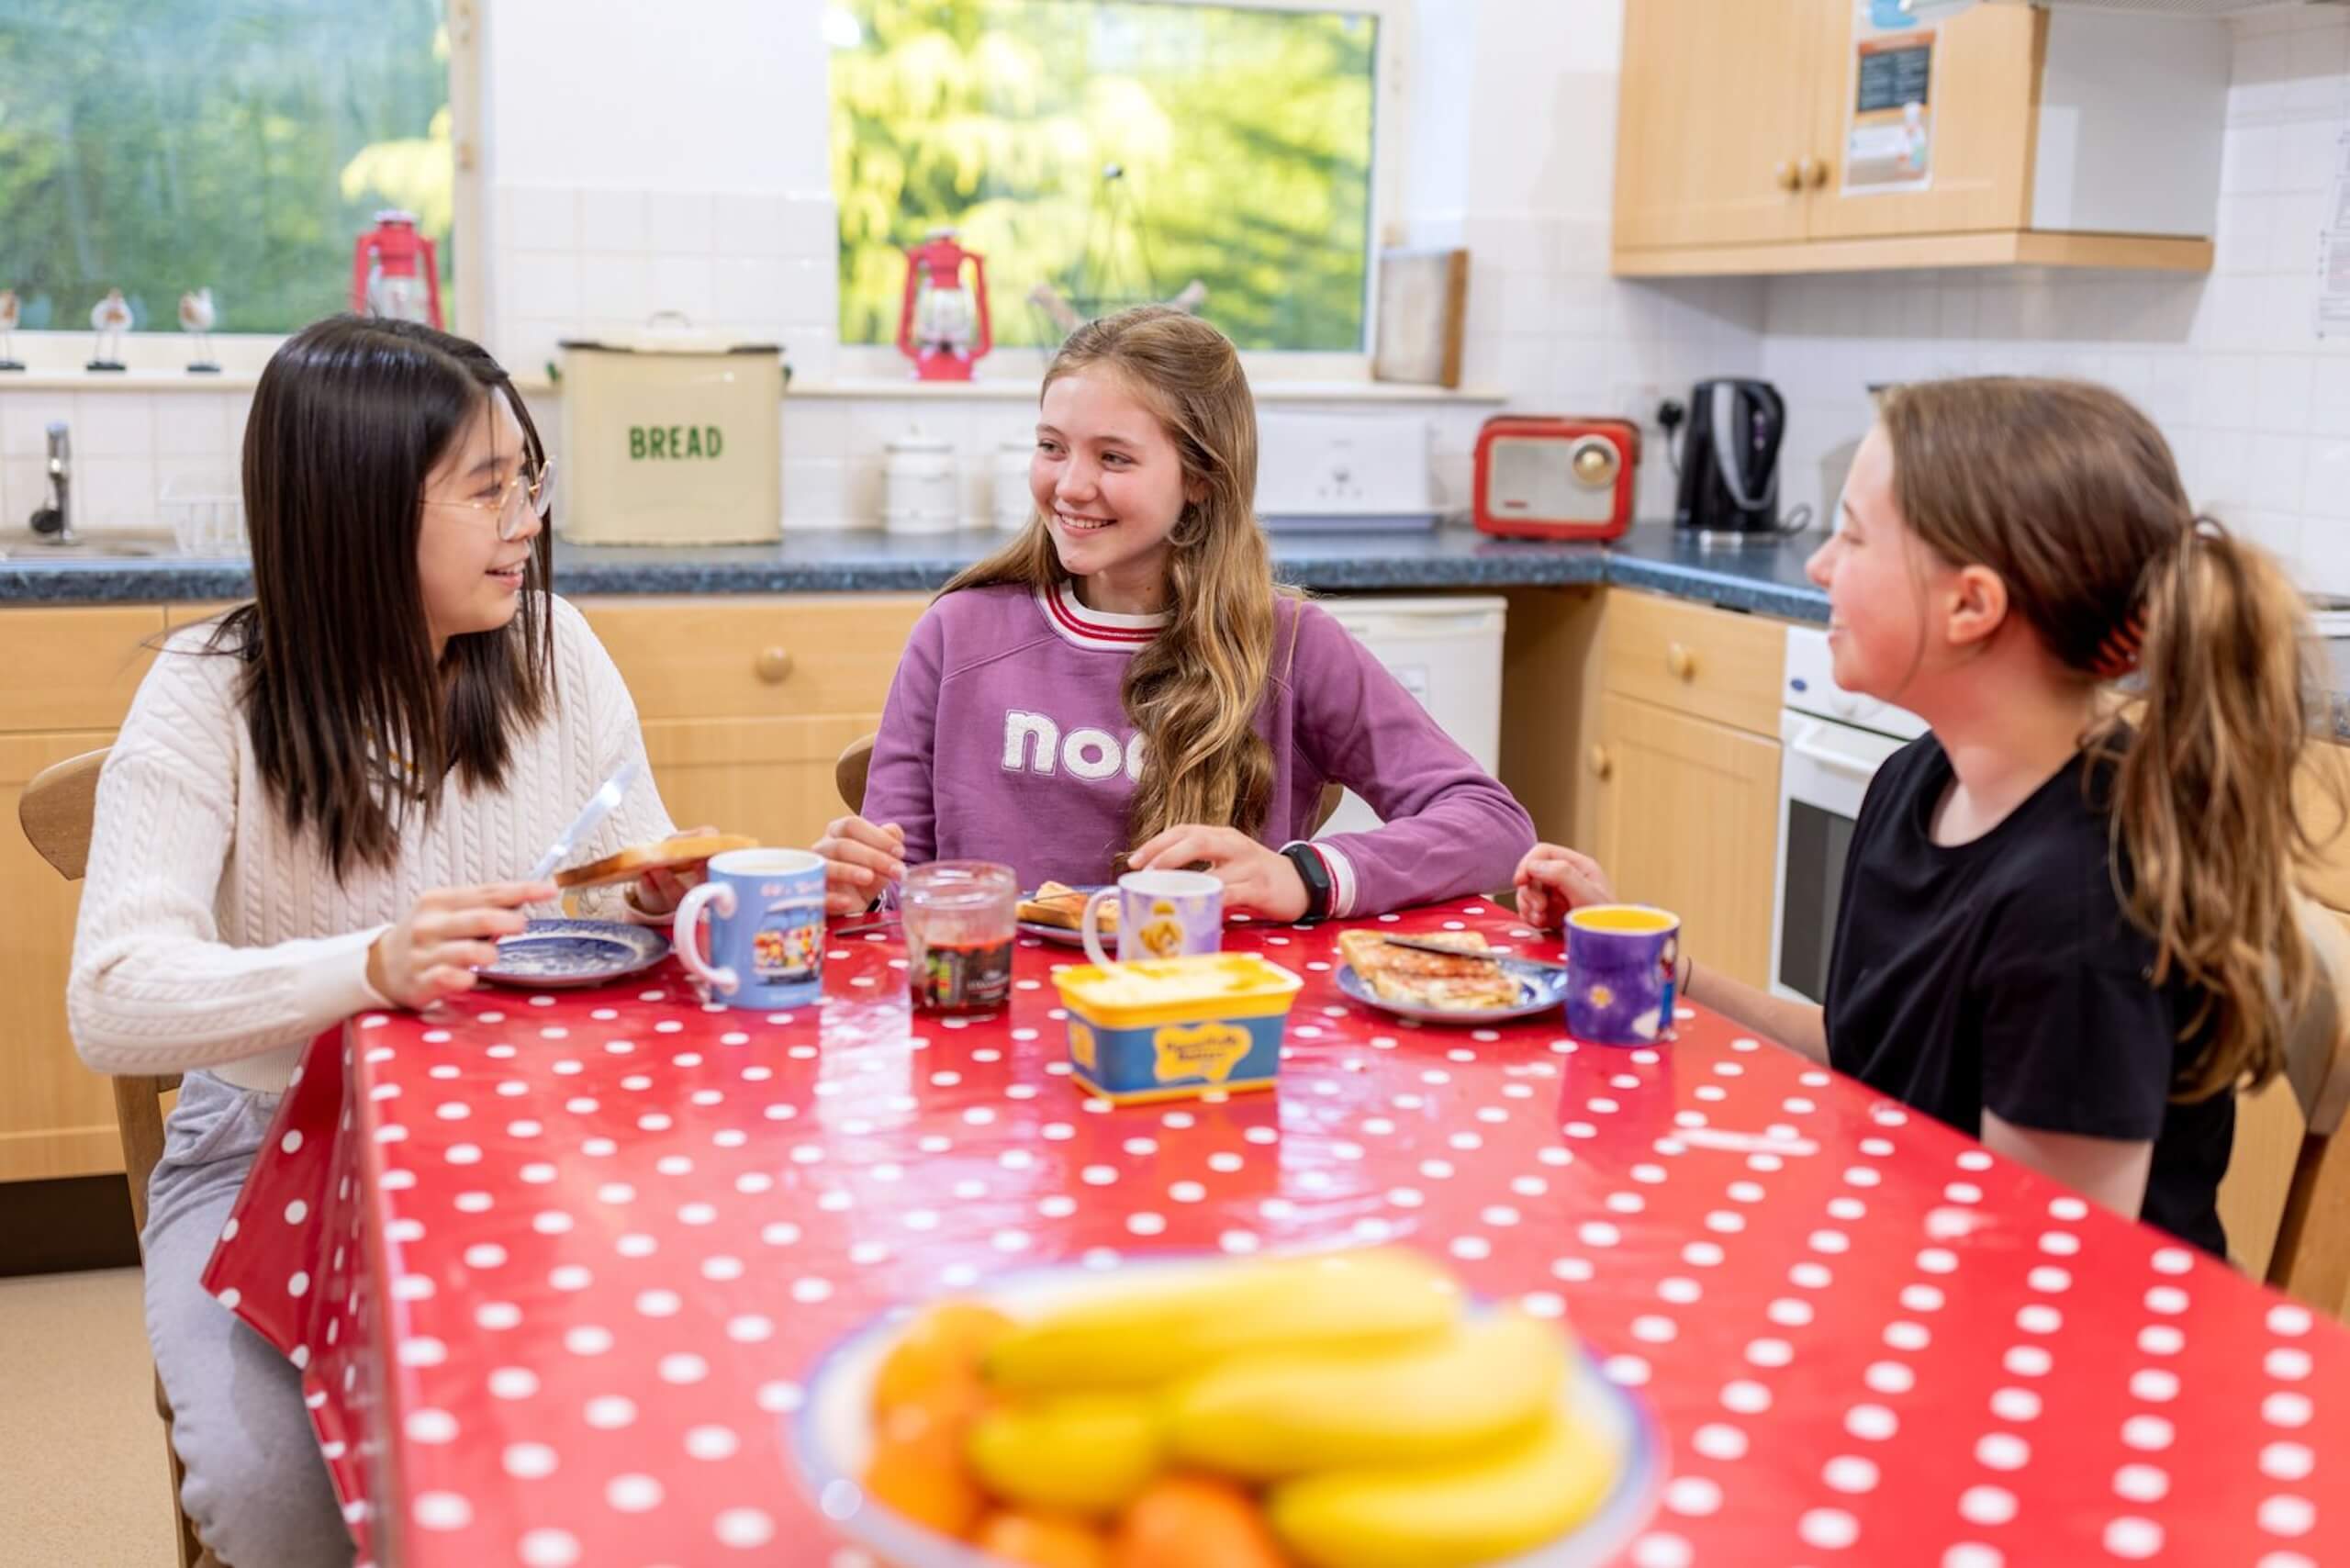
<box><xmin>1825</xmin><ymin>734</ymin><xmax>2233</xmax><ymax>1256</ymax></box>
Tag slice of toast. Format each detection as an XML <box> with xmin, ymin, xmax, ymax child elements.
<box><xmin>554</xmin><ymin>833</ymin><xmax>758</xmax><ymax>890</ymax></box>
<box><xmin>1337</xmin><ymin>928</ymin><xmax>1520</xmax><ymax>1012</ymax></box>
<box><xmin>1018</xmin><ymin>880</ymin><xmax>1113</xmax><ymax>933</ymax></box>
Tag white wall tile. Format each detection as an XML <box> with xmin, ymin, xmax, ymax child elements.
<box><xmin>72</xmin><ymin>393</ymin><xmax>154</xmax><ymax>457</ymax></box>
<box><xmin>502</xmin><ymin>185</ymin><xmax>581</xmax><ymax>252</ymax></box>
<box><xmin>2256</xmin><ymin>354</ymin><xmax>2317</xmax><ymax>434</ymax></box>
<box><xmin>76</xmin><ymin>455</ymin><xmax>157</xmax><ymax>529</ymax></box>
<box><xmin>0</xmin><ymin>395</ymin><xmax>73</xmax><ymax>459</ymax></box>
<box><xmin>647</xmin><ymin>191</ymin><xmax>714</xmax><ymax>254</ymax></box>
<box><xmin>778</xmin><ymin>196</ymin><xmax>838</xmax><ymax>260</ymax></box>
<box><xmin>2196</xmin><ymin>353</ymin><xmax>2260</xmax><ymax>429</ymax></box>
<box><xmin>714</xmin><ymin>194</ymin><xmax>788</xmax><ymax>258</ymax></box>
<box><xmin>647</xmin><ymin>254</ymin><xmax>714</xmax><ymax>321</ymax></box>
<box><xmin>580</xmin><ymin>253</ymin><xmax>652</xmax><ymax>319</ymax></box>
<box><xmin>152</xmin><ymin>392</ymin><xmax>229</xmax><ymax>457</ymax></box>
<box><xmin>504</xmin><ymin>251</ymin><xmax>584</xmax><ymax>324</ymax></box>
<box><xmin>579</xmin><ymin>190</ymin><xmax>649</xmax><ymax>253</ymax></box>
<box><xmin>0</xmin><ymin>455</ymin><xmax>39</xmax><ymax>526</ymax></box>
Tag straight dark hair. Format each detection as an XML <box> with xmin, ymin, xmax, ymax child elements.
<box><xmin>208</xmin><ymin>315</ymin><xmax>554</xmax><ymax>878</ymax></box>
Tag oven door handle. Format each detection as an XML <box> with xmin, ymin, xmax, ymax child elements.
<box><xmin>1788</xmin><ymin>730</ymin><xmax>1887</xmax><ymax>782</ymax></box>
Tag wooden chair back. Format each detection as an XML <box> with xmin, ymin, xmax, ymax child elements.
<box><xmin>17</xmin><ymin>745</ymin><xmax>209</xmax><ymax>1566</ymax></box>
<box><xmin>2265</xmin><ymin>895</ymin><xmax>2350</xmax><ymax>1308</ymax></box>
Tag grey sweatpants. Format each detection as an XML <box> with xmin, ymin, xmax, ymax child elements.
<box><xmin>144</xmin><ymin>1070</ymin><xmax>352</xmax><ymax>1568</ymax></box>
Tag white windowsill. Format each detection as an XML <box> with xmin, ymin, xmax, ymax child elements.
<box><xmin>0</xmin><ymin>369</ymin><xmax>263</xmax><ymax>392</ymax></box>
<box><xmin>506</xmin><ymin>375</ymin><xmax>1505</xmax><ymax>404</ymax></box>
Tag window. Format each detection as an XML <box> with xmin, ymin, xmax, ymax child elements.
<box><xmin>828</xmin><ymin>0</ymin><xmax>1385</xmax><ymax>358</ymax></box>
<box><xmin>0</xmin><ymin>0</ymin><xmax>456</xmax><ymax>339</ymax></box>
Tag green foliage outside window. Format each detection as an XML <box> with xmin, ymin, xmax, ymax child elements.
<box><xmin>0</xmin><ymin>0</ymin><xmax>453</xmax><ymax>336</ymax></box>
<box><xmin>829</xmin><ymin>0</ymin><xmax>1377</xmax><ymax>353</ymax></box>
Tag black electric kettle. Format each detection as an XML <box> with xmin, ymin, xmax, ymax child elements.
<box><xmin>1670</xmin><ymin>378</ymin><xmax>1804</xmax><ymax>541</ymax></box>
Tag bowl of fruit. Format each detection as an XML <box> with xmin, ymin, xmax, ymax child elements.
<box><xmin>790</xmin><ymin>1247</ymin><xmax>1660</xmax><ymax>1567</ymax></box>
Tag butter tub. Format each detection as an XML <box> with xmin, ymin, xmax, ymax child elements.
<box><xmin>1052</xmin><ymin>953</ymin><xmax>1304</xmax><ymax>1104</ymax></box>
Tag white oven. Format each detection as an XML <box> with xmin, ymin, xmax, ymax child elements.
<box><xmin>1768</xmin><ymin>625</ymin><xmax>1928</xmax><ymax>1004</ymax></box>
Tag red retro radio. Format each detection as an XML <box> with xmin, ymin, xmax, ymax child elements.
<box><xmin>1472</xmin><ymin>415</ymin><xmax>1641</xmax><ymax>541</ymax></box>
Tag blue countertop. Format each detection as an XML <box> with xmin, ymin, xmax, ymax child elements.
<box><xmin>0</xmin><ymin>521</ymin><xmax>1833</xmax><ymax>618</ymax></box>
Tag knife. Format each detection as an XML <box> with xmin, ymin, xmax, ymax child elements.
<box><xmin>1380</xmin><ymin>935</ymin><xmax>1571</xmax><ymax>980</ymax></box>
<box><xmin>526</xmin><ymin>760</ymin><xmax>642</xmax><ymax>884</ymax></box>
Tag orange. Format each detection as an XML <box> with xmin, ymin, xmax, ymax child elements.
<box><xmin>863</xmin><ymin>1402</ymin><xmax>987</xmax><ymax>1541</ymax></box>
<box><xmin>974</xmin><ymin>1509</ymin><xmax>1115</xmax><ymax>1568</ymax></box>
<box><xmin>1113</xmin><ymin>1475</ymin><xmax>1287</xmax><ymax>1568</ymax></box>
<box><xmin>874</xmin><ymin>1300</ymin><xmax>1017</xmax><ymax>1422</ymax></box>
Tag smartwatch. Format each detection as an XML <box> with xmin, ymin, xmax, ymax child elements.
<box><xmin>1281</xmin><ymin>842</ymin><xmax>1334</xmax><ymax>923</ymax></box>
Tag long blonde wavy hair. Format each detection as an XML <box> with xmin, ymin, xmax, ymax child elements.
<box><xmin>941</xmin><ymin>306</ymin><xmax>1291</xmax><ymax>854</ymax></box>
<box><xmin>1881</xmin><ymin>376</ymin><xmax>2333</xmax><ymax>1100</ymax></box>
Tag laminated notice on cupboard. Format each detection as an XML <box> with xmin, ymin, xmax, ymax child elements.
<box><xmin>1843</xmin><ymin>0</ymin><xmax>1935</xmax><ymax>196</ymax></box>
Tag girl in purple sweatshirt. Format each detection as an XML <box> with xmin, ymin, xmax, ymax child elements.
<box><xmin>818</xmin><ymin>306</ymin><xmax>1534</xmax><ymax>922</ymax></box>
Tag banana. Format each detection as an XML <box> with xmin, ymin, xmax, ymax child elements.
<box><xmin>1267</xmin><ymin>1410</ymin><xmax>1617</xmax><ymax>1568</ymax></box>
<box><xmin>965</xmin><ymin>1391</ymin><xmax>1164</xmax><ymax>1517</ymax></box>
<box><xmin>982</xmin><ymin>1248</ymin><xmax>1461</xmax><ymax>1394</ymax></box>
<box><xmin>1166</xmin><ymin>1310</ymin><xmax>1567</xmax><ymax>1480</ymax></box>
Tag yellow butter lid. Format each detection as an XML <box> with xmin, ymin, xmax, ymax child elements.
<box><xmin>1054</xmin><ymin>952</ymin><xmax>1304</xmax><ymax>1013</ymax></box>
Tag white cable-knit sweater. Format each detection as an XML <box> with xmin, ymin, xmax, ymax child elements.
<box><xmin>69</xmin><ymin>596</ymin><xmax>675</xmax><ymax>1092</ymax></box>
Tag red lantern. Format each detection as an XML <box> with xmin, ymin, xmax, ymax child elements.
<box><xmin>352</xmin><ymin>209</ymin><xmax>443</xmax><ymax>330</ymax></box>
<box><xmin>897</xmin><ymin>228</ymin><xmax>991</xmax><ymax>381</ymax></box>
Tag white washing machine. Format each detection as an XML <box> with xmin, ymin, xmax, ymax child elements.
<box><xmin>1313</xmin><ymin>595</ymin><xmax>1507</xmax><ymax>837</ymax></box>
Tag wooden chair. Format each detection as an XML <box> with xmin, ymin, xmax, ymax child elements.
<box><xmin>834</xmin><ymin>731</ymin><xmax>1348</xmax><ymax>834</ymax></box>
<box><xmin>2257</xmin><ymin>895</ymin><xmax>2350</xmax><ymax>1309</ymax></box>
<box><xmin>19</xmin><ymin>746</ymin><xmax>213</xmax><ymax>1568</ymax></box>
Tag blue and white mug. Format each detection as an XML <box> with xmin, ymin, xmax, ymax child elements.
<box><xmin>673</xmin><ymin>848</ymin><xmax>826</xmax><ymax>1007</ymax></box>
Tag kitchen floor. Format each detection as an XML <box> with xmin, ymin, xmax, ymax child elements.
<box><xmin>0</xmin><ymin>1268</ymin><xmax>178</xmax><ymax>1565</ymax></box>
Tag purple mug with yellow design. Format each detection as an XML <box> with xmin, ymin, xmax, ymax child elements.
<box><xmin>1565</xmin><ymin>904</ymin><xmax>1681</xmax><ymax>1045</ymax></box>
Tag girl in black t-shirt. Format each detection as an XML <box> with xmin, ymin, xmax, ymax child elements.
<box><xmin>1516</xmin><ymin>376</ymin><xmax>2333</xmax><ymax>1252</ymax></box>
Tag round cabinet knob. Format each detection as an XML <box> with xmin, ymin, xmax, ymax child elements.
<box><xmin>1667</xmin><ymin>642</ymin><xmax>1697</xmax><ymax>681</ymax></box>
<box><xmin>1589</xmin><ymin>745</ymin><xmax>1613</xmax><ymax>781</ymax></box>
<box><xmin>755</xmin><ymin>647</ymin><xmax>794</xmax><ymax>684</ymax></box>
<box><xmin>1775</xmin><ymin>160</ymin><xmax>1801</xmax><ymax>193</ymax></box>
<box><xmin>1802</xmin><ymin>157</ymin><xmax>1830</xmax><ymax>190</ymax></box>
<box><xmin>1570</xmin><ymin>437</ymin><xmax>1620</xmax><ymax>488</ymax></box>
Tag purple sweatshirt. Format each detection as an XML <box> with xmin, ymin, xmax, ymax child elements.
<box><xmin>862</xmin><ymin>582</ymin><xmax>1536</xmax><ymax>917</ymax></box>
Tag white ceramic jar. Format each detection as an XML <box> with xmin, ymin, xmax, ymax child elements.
<box><xmin>992</xmin><ymin>439</ymin><xmax>1035</xmax><ymax>532</ymax></box>
<box><xmin>883</xmin><ymin>428</ymin><xmax>959</xmax><ymax>535</ymax></box>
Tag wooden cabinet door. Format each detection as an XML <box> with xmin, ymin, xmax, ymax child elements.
<box><xmin>1801</xmin><ymin>0</ymin><xmax>2040</xmax><ymax>240</ymax></box>
<box><xmin>640</xmin><ymin>713</ymin><xmax>881</xmax><ymax>856</ymax></box>
<box><xmin>1590</xmin><ymin>693</ymin><xmax>1783</xmax><ymax>991</ymax></box>
<box><xmin>0</xmin><ymin>731</ymin><xmax>129</xmax><ymax>1182</ymax></box>
<box><xmin>1612</xmin><ymin>0</ymin><xmax>1822</xmax><ymax>250</ymax></box>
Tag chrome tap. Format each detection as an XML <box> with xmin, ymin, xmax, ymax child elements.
<box><xmin>30</xmin><ymin>421</ymin><xmax>73</xmax><ymax>543</ymax></box>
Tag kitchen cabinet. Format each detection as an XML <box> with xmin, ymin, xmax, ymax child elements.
<box><xmin>1613</xmin><ymin>0</ymin><xmax>2221</xmax><ymax>277</ymax></box>
<box><xmin>0</xmin><ymin>607</ymin><xmax>166</xmax><ymax>1184</ymax></box>
<box><xmin>574</xmin><ymin>595</ymin><xmax>927</xmax><ymax>850</ymax></box>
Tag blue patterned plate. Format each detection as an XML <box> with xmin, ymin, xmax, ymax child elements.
<box><xmin>479</xmin><ymin>918</ymin><xmax>669</xmax><ymax>991</ymax></box>
<box><xmin>1336</xmin><ymin>960</ymin><xmax>1571</xmax><ymax>1025</ymax></box>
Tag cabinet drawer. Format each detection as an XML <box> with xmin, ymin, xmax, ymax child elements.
<box><xmin>576</xmin><ymin>595</ymin><xmax>927</xmax><ymax>722</ymax></box>
<box><xmin>1601</xmin><ymin>590</ymin><xmax>1786</xmax><ymax>737</ymax></box>
<box><xmin>0</xmin><ymin>607</ymin><xmax>166</xmax><ymax>733</ymax></box>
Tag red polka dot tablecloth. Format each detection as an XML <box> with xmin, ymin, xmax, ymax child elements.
<box><xmin>202</xmin><ymin>901</ymin><xmax>2350</xmax><ymax>1568</ymax></box>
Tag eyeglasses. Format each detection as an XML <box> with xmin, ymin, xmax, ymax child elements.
<box><xmin>424</xmin><ymin>458</ymin><xmax>557</xmax><ymax>542</ymax></box>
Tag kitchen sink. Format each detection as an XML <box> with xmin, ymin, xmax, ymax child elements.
<box><xmin>0</xmin><ymin>532</ymin><xmax>174</xmax><ymax>560</ymax></box>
